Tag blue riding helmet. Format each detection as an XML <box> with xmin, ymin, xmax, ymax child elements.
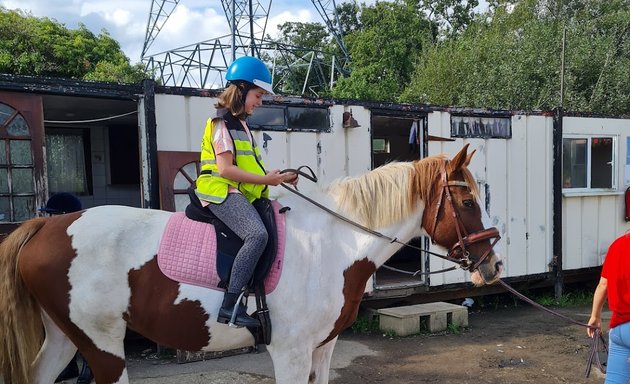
<box><xmin>225</xmin><ymin>56</ymin><xmax>275</xmax><ymax>94</ymax></box>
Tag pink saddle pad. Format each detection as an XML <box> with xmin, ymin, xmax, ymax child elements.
<box><xmin>157</xmin><ymin>201</ymin><xmax>286</xmax><ymax>294</ymax></box>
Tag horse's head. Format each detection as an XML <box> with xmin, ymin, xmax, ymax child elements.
<box><xmin>420</xmin><ymin>144</ymin><xmax>503</xmax><ymax>286</ymax></box>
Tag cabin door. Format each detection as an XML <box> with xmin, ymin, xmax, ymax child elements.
<box><xmin>370</xmin><ymin>112</ymin><xmax>429</xmax><ymax>294</ymax></box>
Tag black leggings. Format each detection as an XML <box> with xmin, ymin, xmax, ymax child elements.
<box><xmin>206</xmin><ymin>193</ymin><xmax>268</xmax><ymax>293</ymax></box>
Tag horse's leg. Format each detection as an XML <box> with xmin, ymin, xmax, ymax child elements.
<box><xmin>309</xmin><ymin>337</ymin><xmax>337</xmax><ymax>384</ymax></box>
<box><xmin>268</xmin><ymin>345</ymin><xmax>313</xmax><ymax>384</ymax></box>
<box><xmin>31</xmin><ymin>311</ymin><xmax>78</xmax><ymax>384</ymax></box>
<box><xmin>74</xmin><ymin>323</ymin><xmax>129</xmax><ymax>384</ymax></box>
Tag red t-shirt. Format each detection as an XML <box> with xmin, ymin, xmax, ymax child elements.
<box><xmin>602</xmin><ymin>234</ymin><xmax>630</xmax><ymax>329</ymax></box>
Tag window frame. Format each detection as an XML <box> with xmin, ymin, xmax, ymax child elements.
<box><xmin>562</xmin><ymin>134</ymin><xmax>617</xmax><ymax>194</ymax></box>
<box><xmin>248</xmin><ymin>105</ymin><xmax>331</xmax><ymax>132</ymax></box>
<box><xmin>0</xmin><ymin>103</ymin><xmax>37</xmax><ymax>222</ymax></box>
<box><xmin>372</xmin><ymin>138</ymin><xmax>390</xmax><ymax>154</ymax></box>
<box><xmin>450</xmin><ymin>114</ymin><xmax>512</xmax><ymax>139</ymax></box>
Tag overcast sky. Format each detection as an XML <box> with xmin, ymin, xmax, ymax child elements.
<box><xmin>0</xmin><ymin>0</ymin><xmax>318</xmax><ymax>63</ymax></box>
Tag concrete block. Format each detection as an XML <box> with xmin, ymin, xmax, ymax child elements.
<box><xmin>379</xmin><ymin>311</ymin><xmax>420</xmax><ymax>336</ymax></box>
<box><xmin>377</xmin><ymin>302</ymin><xmax>468</xmax><ymax>336</ymax></box>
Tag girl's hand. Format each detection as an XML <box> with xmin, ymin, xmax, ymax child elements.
<box><xmin>282</xmin><ymin>171</ymin><xmax>299</xmax><ymax>186</ymax></box>
<box><xmin>265</xmin><ymin>169</ymin><xmax>285</xmax><ymax>186</ymax></box>
<box><xmin>587</xmin><ymin>316</ymin><xmax>601</xmax><ymax>338</ymax></box>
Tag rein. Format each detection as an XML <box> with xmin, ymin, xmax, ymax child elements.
<box><xmin>496</xmin><ymin>279</ymin><xmax>607</xmax><ymax>377</ymax></box>
<box><xmin>279</xmin><ymin>172</ymin><xmax>462</xmax><ymax>270</ymax></box>
<box><xmin>279</xmin><ymin>165</ymin><xmax>497</xmax><ymax>273</ymax></box>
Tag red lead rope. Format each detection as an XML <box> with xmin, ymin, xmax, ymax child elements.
<box><xmin>496</xmin><ymin>279</ymin><xmax>607</xmax><ymax>377</ymax></box>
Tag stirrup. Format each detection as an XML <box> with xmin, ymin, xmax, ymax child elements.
<box><xmin>229</xmin><ymin>291</ymin><xmax>247</xmax><ymax>327</ymax></box>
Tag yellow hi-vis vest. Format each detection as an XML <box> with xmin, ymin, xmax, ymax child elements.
<box><xmin>195</xmin><ymin>112</ymin><xmax>268</xmax><ymax>204</ymax></box>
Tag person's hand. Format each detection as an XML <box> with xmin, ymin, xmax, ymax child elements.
<box><xmin>264</xmin><ymin>169</ymin><xmax>285</xmax><ymax>186</ymax></box>
<box><xmin>587</xmin><ymin>316</ymin><xmax>601</xmax><ymax>338</ymax></box>
<box><xmin>282</xmin><ymin>171</ymin><xmax>299</xmax><ymax>186</ymax></box>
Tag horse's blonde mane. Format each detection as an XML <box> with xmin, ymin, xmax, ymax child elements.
<box><xmin>329</xmin><ymin>154</ymin><xmax>480</xmax><ymax>230</ymax></box>
<box><xmin>330</xmin><ymin>154</ymin><xmax>457</xmax><ymax>230</ymax></box>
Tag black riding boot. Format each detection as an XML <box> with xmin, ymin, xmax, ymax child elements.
<box><xmin>217</xmin><ymin>292</ymin><xmax>260</xmax><ymax>328</ymax></box>
<box><xmin>75</xmin><ymin>355</ymin><xmax>93</xmax><ymax>384</ymax></box>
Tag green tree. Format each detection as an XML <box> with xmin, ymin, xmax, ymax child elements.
<box><xmin>419</xmin><ymin>0</ymin><xmax>480</xmax><ymax>38</ymax></box>
<box><xmin>336</xmin><ymin>2</ymin><xmax>362</xmax><ymax>36</ymax></box>
<box><xmin>276</xmin><ymin>22</ymin><xmax>331</xmax><ymax>54</ymax></box>
<box><xmin>402</xmin><ymin>0</ymin><xmax>630</xmax><ymax>114</ymax></box>
<box><xmin>0</xmin><ymin>7</ymin><xmax>148</xmax><ymax>83</ymax></box>
<box><xmin>332</xmin><ymin>0</ymin><xmax>436</xmax><ymax>101</ymax></box>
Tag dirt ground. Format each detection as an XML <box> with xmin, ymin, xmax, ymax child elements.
<box><xmin>332</xmin><ymin>304</ymin><xmax>607</xmax><ymax>384</ymax></box>
<box><xmin>113</xmin><ymin>302</ymin><xmax>608</xmax><ymax>384</ymax></box>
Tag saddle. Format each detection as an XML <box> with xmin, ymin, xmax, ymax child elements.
<box><xmin>184</xmin><ymin>188</ymin><xmax>283</xmax><ymax>290</ymax></box>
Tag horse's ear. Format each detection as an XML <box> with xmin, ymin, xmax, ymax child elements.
<box><xmin>464</xmin><ymin>149</ymin><xmax>476</xmax><ymax>167</ymax></box>
<box><xmin>449</xmin><ymin>144</ymin><xmax>470</xmax><ymax>172</ymax></box>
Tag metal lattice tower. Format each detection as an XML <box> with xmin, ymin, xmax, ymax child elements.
<box><xmin>142</xmin><ymin>0</ymin><xmax>181</xmax><ymax>59</ymax></box>
<box><xmin>220</xmin><ymin>0</ymin><xmax>270</xmax><ymax>59</ymax></box>
<box><xmin>309</xmin><ymin>0</ymin><xmax>349</xmax><ymax>71</ymax></box>
<box><xmin>141</xmin><ymin>0</ymin><xmax>349</xmax><ymax>95</ymax></box>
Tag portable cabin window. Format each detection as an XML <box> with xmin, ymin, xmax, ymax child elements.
<box><xmin>248</xmin><ymin>106</ymin><xmax>285</xmax><ymax>130</ymax></box>
<box><xmin>372</xmin><ymin>138</ymin><xmax>390</xmax><ymax>154</ymax></box>
<box><xmin>450</xmin><ymin>115</ymin><xmax>512</xmax><ymax>138</ymax></box>
<box><xmin>0</xmin><ymin>102</ymin><xmax>36</xmax><ymax>221</ymax></box>
<box><xmin>248</xmin><ymin>105</ymin><xmax>330</xmax><ymax>132</ymax></box>
<box><xmin>562</xmin><ymin>136</ymin><xmax>615</xmax><ymax>191</ymax></box>
<box><xmin>45</xmin><ymin>128</ymin><xmax>92</xmax><ymax>195</ymax></box>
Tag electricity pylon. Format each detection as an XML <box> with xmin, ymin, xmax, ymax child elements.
<box><xmin>141</xmin><ymin>0</ymin><xmax>349</xmax><ymax>96</ymax></box>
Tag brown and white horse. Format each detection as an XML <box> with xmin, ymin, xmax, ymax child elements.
<box><xmin>0</xmin><ymin>145</ymin><xmax>502</xmax><ymax>384</ymax></box>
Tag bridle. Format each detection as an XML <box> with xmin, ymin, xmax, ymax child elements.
<box><xmin>424</xmin><ymin>161</ymin><xmax>501</xmax><ymax>272</ymax></box>
<box><xmin>280</xmin><ymin>162</ymin><xmax>500</xmax><ymax>273</ymax></box>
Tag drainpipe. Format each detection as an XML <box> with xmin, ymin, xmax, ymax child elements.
<box><xmin>553</xmin><ymin>107</ymin><xmax>563</xmax><ymax>301</ymax></box>
<box><xmin>140</xmin><ymin>79</ymin><xmax>160</xmax><ymax>209</ymax></box>
<box><xmin>553</xmin><ymin>27</ymin><xmax>567</xmax><ymax>301</ymax></box>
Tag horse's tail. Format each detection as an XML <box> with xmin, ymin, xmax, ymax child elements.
<box><xmin>0</xmin><ymin>218</ymin><xmax>47</xmax><ymax>384</ymax></box>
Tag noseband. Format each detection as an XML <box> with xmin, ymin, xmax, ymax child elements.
<box><xmin>427</xmin><ymin>163</ymin><xmax>501</xmax><ymax>271</ymax></box>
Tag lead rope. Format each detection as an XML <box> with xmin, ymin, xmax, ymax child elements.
<box><xmin>496</xmin><ymin>279</ymin><xmax>607</xmax><ymax>377</ymax></box>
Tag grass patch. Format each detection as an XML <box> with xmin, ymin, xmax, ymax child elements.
<box><xmin>351</xmin><ymin>315</ymin><xmax>380</xmax><ymax>334</ymax></box>
<box><xmin>446</xmin><ymin>322</ymin><xmax>463</xmax><ymax>334</ymax></box>
<box><xmin>534</xmin><ymin>289</ymin><xmax>592</xmax><ymax>307</ymax></box>
<box><xmin>474</xmin><ymin>282</ymin><xmax>595</xmax><ymax>310</ymax></box>
<box><xmin>382</xmin><ymin>329</ymin><xmax>397</xmax><ymax>338</ymax></box>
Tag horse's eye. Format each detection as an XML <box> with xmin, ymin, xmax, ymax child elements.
<box><xmin>463</xmin><ymin>199</ymin><xmax>475</xmax><ymax>208</ymax></box>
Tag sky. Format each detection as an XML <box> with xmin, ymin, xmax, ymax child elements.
<box><xmin>0</xmin><ymin>0</ymin><xmax>319</xmax><ymax>63</ymax></box>
<box><xmin>0</xmin><ymin>0</ymin><xmax>489</xmax><ymax>67</ymax></box>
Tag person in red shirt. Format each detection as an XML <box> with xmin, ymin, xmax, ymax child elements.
<box><xmin>588</xmin><ymin>233</ymin><xmax>630</xmax><ymax>383</ymax></box>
